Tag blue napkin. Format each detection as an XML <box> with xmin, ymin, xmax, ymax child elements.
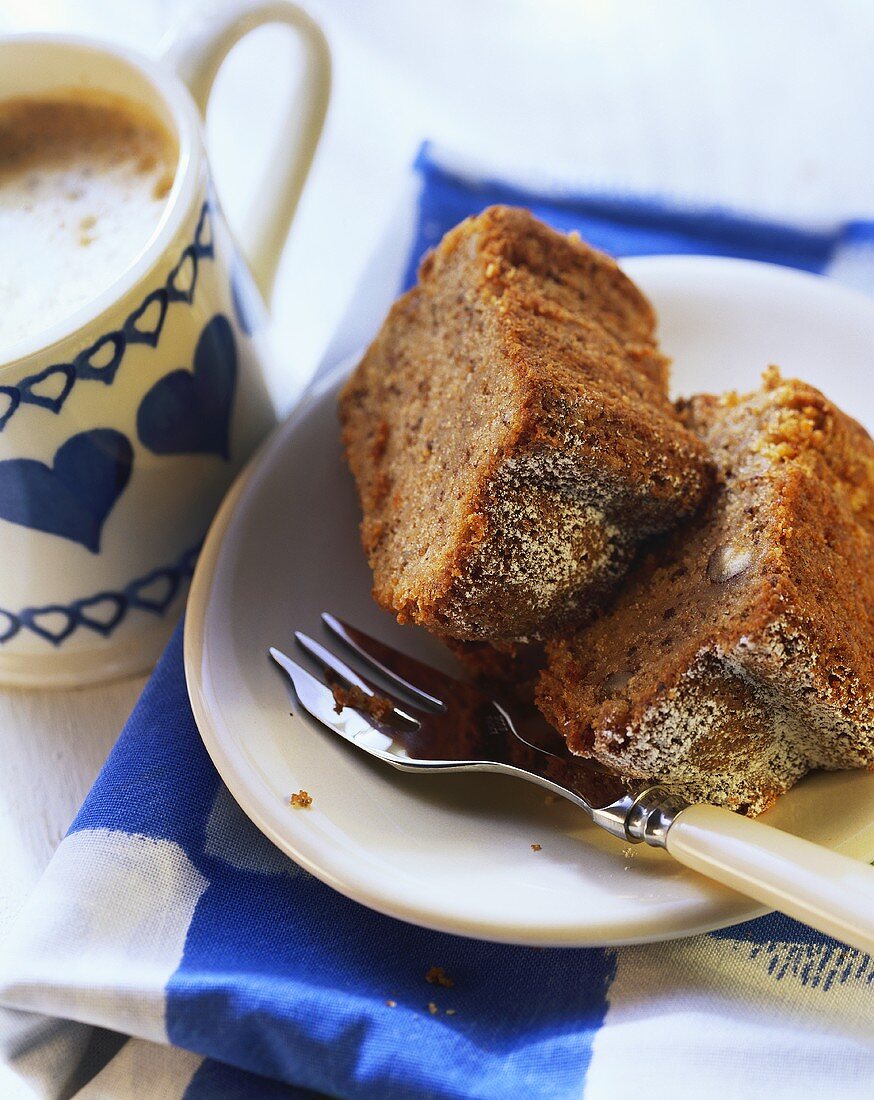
<box><xmin>1</xmin><ymin>147</ymin><xmax>872</xmax><ymax>1100</ymax></box>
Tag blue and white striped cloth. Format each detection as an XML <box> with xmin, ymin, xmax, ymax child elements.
<box><xmin>1</xmin><ymin>148</ymin><xmax>872</xmax><ymax>1099</ymax></box>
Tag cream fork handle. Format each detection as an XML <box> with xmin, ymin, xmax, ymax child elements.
<box><xmin>665</xmin><ymin>804</ymin><xmax>874</xmax><ymax>953</ymax></box>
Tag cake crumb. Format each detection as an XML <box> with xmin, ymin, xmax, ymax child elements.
<box><xmin>426</xmin><ymin>966</ymin><xmax>454</xmax><ymax>988</ymax></box>
<box><xmin>621</xmin><ymin>845</ymin><xmax>636</xmax><ymax>859</ymax></box>
<box><xmin>531</xmin><ymin>843</ymin><xmax>542</xmax><ymax>851</ymax></box>
<box><xmin>385</xmin><ymin>999</ymin><xmax>397</xmax><ymax>1008</ymax></box>
<box><xmin>445</xmin><ymin>1008</ymin><xmax>457</xmax><ymax>1016</ymax></box>
<box><xmin>290</xmin><ymin>789</ymin><xmax>313</xmax><ymax>809</ymax></box>
<box><xmin>762</xmin><ymin>364</ymin><xmax>782</xmax><ymax>390</ymax></box>
<box><xmin>427</xmin><ymin>1002</ymin><xmax>438</xmax><ymax>1015</ymax></box>
<box><xmin>331</xmin><ymin>681</ymin><xmax>395</xmax><ymax>720</ymax></box>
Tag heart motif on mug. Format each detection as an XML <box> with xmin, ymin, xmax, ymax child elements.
<box><xmin>20</xmin><ymin>606</ymin><xmax>77</xmax><ymax>645</ymax></box>
<box><xmin>75</xmin><ymin>331</ymin><xmax>126</xmax><ymax>384</ymax></box>
<box><xmin>19</xmin><ymin>364</ymin><xmax>76</xmax><ymax>413</ymax></box>
<box><xmin>127</xmin><ymin>568</ymin><xmax>180</xmax><ymax>613</ymax></box>
<box><xmin>124</xmin><ymin>288</ymin><xmax>169</xmax><ymax>348</ymax></box>
<box><xmin>137</xmin><ymin>314</ymin><xmax>237</xmax><ymax>460</ymax></box>
<box><xmin>74</xmin><ymin>592</ymin><xmax>128</xmax><ymax>635</ymax></box>
<box><xmin>0</xmin><ymin>429</ymin><xmax>133</xmax><ymax>553</ymax></box>
<box><xmin>166</xmin><ymin>247</ymin><xmax>199</xmax><ymax>304</ymax></box>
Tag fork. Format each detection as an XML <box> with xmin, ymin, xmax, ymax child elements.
<box><xmin>270</xmin><ymin>613</ymin><xmax>874</xmax><ymax>953</ymax></box>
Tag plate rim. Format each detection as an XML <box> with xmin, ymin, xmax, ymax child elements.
<box><xmin>184</xmin><ymin>254</ymin><xmax>874</xmax><ymax>946</ymax></box>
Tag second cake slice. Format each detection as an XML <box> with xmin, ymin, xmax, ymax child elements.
<box><xmin>537</xmin><ymin>370</ymin><xmax>874</xmax><ymax>813</ymax></box>
<box><xmin>341</xmin><ymin>206</ymin><xmax>713</xmax><ymax>642</ymax></box>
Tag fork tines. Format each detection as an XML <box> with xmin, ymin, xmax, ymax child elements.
<box><xmin>294</xmin><ymin>628</ymin><xmax>420</xmax><ymax>729</ymax></box>
<box><xmin>320</xmin><ymin>612</ymin><xmax>451</xmax><ymax>712</ymax></box>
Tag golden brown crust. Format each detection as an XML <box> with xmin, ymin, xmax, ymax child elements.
<box><xmin>537</xmin><ymin>370</ymin><xmax>874</xmax><ymax>815</ymax></box>
<box><xmin>340</xmin><ymin>206</ymin><xmax>713</xmax><ymax>642</ymax></box>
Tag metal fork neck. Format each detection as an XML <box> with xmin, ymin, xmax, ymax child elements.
<box><xmin>591</xmin><ymin>786</ymin><xmax>691</xmax><ymax>848</ymax></box>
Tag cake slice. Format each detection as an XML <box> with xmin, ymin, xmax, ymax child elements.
<box><xmin>537</xmin><ymin>369</ymin><xmax>874</xmax><ymax>814</ymax></box>
<box><xmin>340</xmin><ymin>206</ymin><xmax>713</xmax><ymax>642</ymax></box>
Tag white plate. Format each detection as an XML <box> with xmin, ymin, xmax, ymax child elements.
<box><xmin>185</xmin><ymin>256</ymin><xmax>874</xmax><ymax>946</ymax></box>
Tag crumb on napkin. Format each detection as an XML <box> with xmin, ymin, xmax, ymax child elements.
<box><xmin>426</xmin><ymin>966</ymin><xmax>454</xmax><ymax>988</ymax></box>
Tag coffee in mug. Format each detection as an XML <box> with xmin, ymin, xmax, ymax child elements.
<box><xmin>0</xmin><ymin>94</ymin><xmax>177</xmax><ymax>354</ymax></box>
<box><xmin>0</xmin><ymin>14</ymin><xmax>330</xmax><ymax>688</ymax></box>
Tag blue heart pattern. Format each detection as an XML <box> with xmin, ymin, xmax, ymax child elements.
<box><xmin>0</xmin><ymin>202</ymin><xmax>214</xmax><ymax>433</ymax></box>
<box><xmin>124</xmin><ymin>288</ymin><xmax>168</xmax><ymax>348</ymax></box>
<box><xmin>19</xmin><ymin>364</ymin><xmax>76</xmax><ymax>412</ymax></box>
<box><xmin>137</xmin><ymin>314</ymin><xmax>237</xmax><ymax>459</ymax></box>
<box><xmin>0</xmin><ymin>540</ymin><xmax>201</xmax><ymax>646</ymax></box>
<box><xmin>0</xmin><ymin>429</ymin><xmax>133</xmax><ymax>553</ymax></box>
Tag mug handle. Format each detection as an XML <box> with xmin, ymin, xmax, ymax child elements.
<box><xmin>162</xmin><ymin>2</ymin><xmax>331</xmax><ymax>305</ymax></box>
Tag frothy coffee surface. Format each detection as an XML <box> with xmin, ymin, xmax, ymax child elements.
<box><xmin>0</xmin><ymin>94</ymin><xmax>177</xmax><ymax>355</ymax></box>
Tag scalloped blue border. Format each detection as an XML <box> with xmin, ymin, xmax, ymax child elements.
<box><xmin>0</xmin><ymin>541</ymin><xmax>200</xmax><ymax>646</ymax></box>
<box><xmin>0</xmin><ymin>203</ymin><xmax>214</xmax><ymax>430</ymax></box>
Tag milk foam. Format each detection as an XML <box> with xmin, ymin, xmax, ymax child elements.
<box><xmin>0</xmin><ymin>95</ymin><xmax>177</xmax><ymax>356</ymax></box>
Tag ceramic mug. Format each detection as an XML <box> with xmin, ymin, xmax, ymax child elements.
<box><xmin>0</xmin><ymin>5</ymin><xmax>330</xmax><ymax>687</ymax></box>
